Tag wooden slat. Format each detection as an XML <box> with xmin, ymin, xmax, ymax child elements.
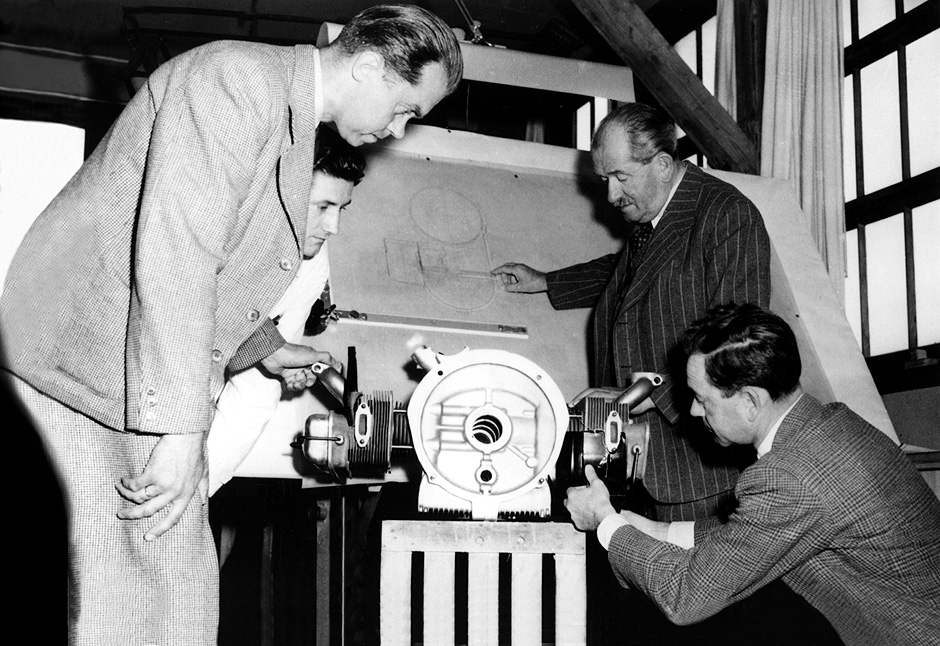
<box><xmin>261</xmin><ymin>524</ymin><xmax>274</xmax><ymax>646</ymax></box>
<box><xmin>382</xmin><ymin>520</ymin><xmax>586</xmax><ymax>555</ymax></box>
<box><xmin>315</xmin><ymin>500</ymin><xmax>331</xmax><ymax>646</ymax></box>
<box><xmin>569</xmin><ymin>0</ymin><xmax>759</xmax><ymax>173</ymax></box>
<box><xmin>555</xmin><ymin>553</ymin><xmax>587</xmax><ymax>645</ymax></box>
<box><xmin>467</xmin><ymin>552</ymin><xmax>499</xmax><ymax>646</ymax></box>
<box><xmin>511</xmin><ymin>553</ymin><xmax>542</xmax><ymax>646</ymax></box>
<box><xmin>379</xmin><ymin>549</ymin><xmax>412</xmax><ymax>646</ymax></box>
<box><xmin>318</xmin><ymin>21</ymin><xmax>636</xmax><ymax>102</ymax></box>
<box><xmin>380</xmin><ymin>521</ymin><xmax>587</xmax><ymax>646</ymax></box>
<box><xmin>424</xmin><ymin>552</ymin><xmax>456</xmax><ymax>646</ymax></box>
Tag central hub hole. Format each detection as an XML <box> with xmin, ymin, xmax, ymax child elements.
<box><xmin>471</xmin><ymin>414</ymin><xmax>503</xmax><ymax>445</ymax></box>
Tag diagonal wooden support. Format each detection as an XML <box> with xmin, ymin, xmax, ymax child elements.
<box><xmin>570</xmin><ymin>0</ymin><xmax>760</xmax><ymax>174</ymax></box>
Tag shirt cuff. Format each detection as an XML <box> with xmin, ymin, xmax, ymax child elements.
<box><xmin>597</xmin><ymin>514</ymin><xmax>630</xmax><ymax>550</ymax></box>
<box><xmin>666</xmin><ymin>521</ymin><xmax>696</xmax><ymax>549</ymax></box>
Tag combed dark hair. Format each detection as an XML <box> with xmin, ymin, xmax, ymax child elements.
<box><xmin>592</xmin><ymin>103</ymin><xmax>678</xmax><ymax>163</ymax></box>
<box><xmin>314</xmin><ymin>125</ymin><xmax>366</xmax><ymax>185</ymax></box>
<box><xmin>332</xmin><ymin>4</ymin><xmax>463</xmax><ymax>95</ymax></box>
<box><xmin>681</xmin><ymin>303</ymin><xmax>801</xmax><ymax>401</ymax></box>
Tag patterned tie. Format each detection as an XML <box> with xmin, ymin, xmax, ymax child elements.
<box><xmin>629</xmin><ymin>221</ymin><xmax>654</xmax><ymax>261</ymax></box>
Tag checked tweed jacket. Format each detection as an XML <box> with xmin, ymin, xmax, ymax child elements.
<box><xmin>546</xmin><ymin>163</ymin><xmax>771</xmax><ymax>520</ymax></box>
<box><xmin>0</xmin><ymin>41</ymin><xmax>324</xmax><ymax>645</ymax></box>
<box><xmin>1</xmin><ymin>41</ymin><xmax>320</xmax><ymax>436</ymax></box>
<box><xmin>607</xmin><ymin>395</ymin><xmax>940</xmax><ymax>646</ymax></box>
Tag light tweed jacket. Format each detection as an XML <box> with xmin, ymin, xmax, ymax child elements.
<box><xmin>608</xmin><ymin>395</ymin><xmax>940</xmax><ymax>646</ymax></box>
<box><xmin>546</xmin><ymin>164</ymin><xmax>772</xmax><ymax>519</ymax></box>
<box><xmin>0</xmin><ymin>41</ymin><xmax>320</xmax><ymax>435</ymax></box>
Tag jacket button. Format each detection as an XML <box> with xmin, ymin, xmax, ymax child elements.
<box><xmin>211</xmin><ymin>350</ymin><xmax>223</xmax><ymax>362</ymax></box>
<box><xmin>247</xmin><ymin>309</ymin><xmax>260</xmax><ymax>322</ymax></box>
<box><xmin>279</xmin><ymin>258</ymin><xmax>293</xmax><ymax>271</ymax></box>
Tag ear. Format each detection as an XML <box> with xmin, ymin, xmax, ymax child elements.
<box><xmin>654</xmin><ymin>152</ymin><xmax>674</xmax><ymax>182</ymax></box>
<box><xmin>350</xmin><ymin>51</ymin><xmax>385</xmax><ymax>83</ymax></box>
<box><xmin>739</xmin><ymin>386</ymin><xmax>764</xmax><ymax>422</ymax></box>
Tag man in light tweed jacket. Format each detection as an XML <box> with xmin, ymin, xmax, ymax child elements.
<box><xmin>0</xmin><ymin>5</ymin><xmax>461</xmax><ymax>644</ymax></box>
<box><xmin>566</xmin><ymin>303</ymin><xmax>940</xmax><ymax>646</ymax></box>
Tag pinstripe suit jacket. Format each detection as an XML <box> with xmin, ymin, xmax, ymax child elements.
<box><xmin>607</xmin><ymin>395</ymin><xmax>940</xmax><ymax>646</ymax></box>
<box><xmin>546</xmin><ymin>164</ymin><xmax>771</xmax><ymax>518</ymax></box>
<box><xmin>0</xmin><ymin>41</ymin><xmax>319</xmax><ymax>436</ymax></box>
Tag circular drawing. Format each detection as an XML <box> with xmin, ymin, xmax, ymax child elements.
<box><xmin>409</xmin><ymin>187</ymin><xmax>483</xmax><ymax>244</ymax></box>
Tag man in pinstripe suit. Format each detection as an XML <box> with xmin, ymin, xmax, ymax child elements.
<box><xmin>0</xmin><ymin>5</ymin><xmax>462</xmax><ymax>644</ymax></box>
<box><xmin>493</xmin><ymin>103</ymin><xmax>771</xmax><ymax>523</ymax></box>
<box><xmin>566</xmin><ymin>303</ymin><xmax>940</xmax><ymax>646</ymax></box>
<box><xmin>492</xmin><ymin>102</ymin><xmax>781</xmax><ymax>644</ymax></box>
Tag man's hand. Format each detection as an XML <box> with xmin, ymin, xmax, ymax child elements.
<box><xmin>116</xmin><ymin>432</ymin><xmax>208</xmax><ymax>541</ymax></box>
<box><xmin>259</xmin><ymin>342</ymin><xmax>339</xmax><ymax>391</ymax></box>
<box><xmin>564</xmin><ymin>465</ymin><xmax>619</xmax><ymax>532</ymax></box>
<box><xmin>491</xmin><ymin>263</ymin><xmax>548</xmax><ymax>293</ymax></box>
<box><xmin>281</xmin><ymin>360</ymin><xmax>344</xmax><ymax>392</ymax></box>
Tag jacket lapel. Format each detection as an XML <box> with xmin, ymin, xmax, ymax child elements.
<box><xmin>276</xmin><ymin>46</ymin><xmax>320</xmax><ymax>253</ymax></box>
<box><xmin>617</xmin><ymin>163</ymin><xmax>701</xmax><ymax>318</ymax></box>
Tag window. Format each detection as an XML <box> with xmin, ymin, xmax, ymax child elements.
<box><xmin>842</xmin><ymin>0</ymin><xmax>939</xmax><ymax>389</ymax></box>
<box><xmin>673</xmin><ymin>15</ymin><xmax>720</xmax><ymax>166</ymax></box>
<box><xmin>575</xmin><ymin>97</ymin><xmax>610</xmax><ymax>151</ymax></box>
<box><xmin>0</xmin><ymin>118</ymin><xmax>84</xmax><ymax>294</ymax></box>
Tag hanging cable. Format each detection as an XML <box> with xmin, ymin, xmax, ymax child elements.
<box><xmin>452</xmin><ymin>0</ymin><xmax>492</xmax><ymax>46</ymax></box>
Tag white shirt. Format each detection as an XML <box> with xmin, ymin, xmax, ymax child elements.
<box><xmin>207</xmin><ymin>245</ymin><xmax>331</xmax><ymax>496</ymax></box>
<box><xmin>649</xmin><ymin>162</ymin><xmax>686</xmax><ymax>230</ymax></box>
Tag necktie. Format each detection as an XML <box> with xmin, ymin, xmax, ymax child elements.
<box><xmin>629</xmin><ymin>221</ymin><xmax>654</xmax><ymax>260</ymax></box>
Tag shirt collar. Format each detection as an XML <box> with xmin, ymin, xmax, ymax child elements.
<box><xmin>756</xmin><ymin>393</ymin><xmax>804</xmax><ymax>458</ymax></box>
<box><xmin>650</xmin><ymin>161</ymin><xmax>686</xmax><ymax>229</ymax></box>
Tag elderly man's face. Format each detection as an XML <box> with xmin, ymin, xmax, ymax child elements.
<box><xmin>592</xmin><ymin>129</ymin><xmax>671</xmax><ymax>225</ymax></box>
<box><xmin>686</xmin><ymin>353</ymin><xmax>754</xmax><ymax>447</ymax></box>
<box><xmin>334</xmin><ymin>58</ymin><xmax>448</xmax><ymax>147</ymax></box>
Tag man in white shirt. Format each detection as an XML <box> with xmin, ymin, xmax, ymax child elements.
<box><xmin>565</xmin><ymin>303</ymin><xmax>940</xmax><ymax>646</ymax></box>
<box><xmin>208</xmin><ymin>125</ymin><xmax>363</xmax><ymax>495</ymax></box>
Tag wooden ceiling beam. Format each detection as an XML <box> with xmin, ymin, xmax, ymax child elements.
<box><xmin>569</xmin><ymin>0</ymin><xmax>759</xmax><ymax>173</ymax></box>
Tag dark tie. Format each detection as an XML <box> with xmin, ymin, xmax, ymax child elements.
<box><xmin>629</xmin><ymin>221</ymin><xmax>654</xmax><ymax>261</ymax></box>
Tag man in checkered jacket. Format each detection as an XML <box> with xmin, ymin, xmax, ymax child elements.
<box><xmin>566</xmin><ymin>303</ymin><xmax>940</xmax><ymax>646</ymax></box>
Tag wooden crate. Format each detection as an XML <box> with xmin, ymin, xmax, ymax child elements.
<box><xmin>380</xmin><ymin>520</ymin><xmax>586</xmax><ymax>645</ymax></box>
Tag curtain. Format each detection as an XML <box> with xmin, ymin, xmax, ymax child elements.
<box><xmin>715</xmin><ymin>0</ymin><xmax>737</xmax><ymax>121</ymax></box>
<box><xmin>760</xmin><ymin>0</ymin><xmax>846</xmax><ymax>302</ymax></box>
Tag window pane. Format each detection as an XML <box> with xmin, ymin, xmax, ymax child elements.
<box><xmin>904</xmin><ymin>0</ymin><xmax>930</xmax><ymax>12</ymax></box>
<box><xmin>701</xmin><ymin>16</ymin><xmax>717</xmax><ymax>96</ymax></box>
<box><xmin>594</xmin><ymin>97</ymin><xmax>609</xmax><ymax>128</ymax></box>
<box><xmin>866</xmin><ymin>213</ymin><xmax>909</xmax><ymax>356</ymax></box>
<box><xmin>860</xmin><ymin>53</ymin><xmax>902</xmax><ymax>194</ymax></box>
<box><xmin>0</xmin><ymin>119</ymin><xmax>84</xmax><ymax>295</ymax></box>
<box><xmin>674</xmin><ymin>31</ymin><xmax>697</xmax><ymax>76</ymax></box>
<box><xmin>576</xmin><ymin>102</ymin><xmax>591</xmax><ymax>152</ymax></box>
<box><xmin>913</xmin><ymin>200</ymin><xmax>940</xmax><ymax>346</ymax></box>
<box><xmin>857</xmin><ymin>0</ymin><xmax>897</xmax><ymax>39</ymax></box>
<box><xmin>906</xmin><ymin>30</ymin><xmax>940</xmax><ymax>177</ymax></box>
<box><xmin>845</xmin><ymin>228</ymin><xmax>863</xmax><ymax>347</ymax></box>
<box><xmin>841</xmin><ymin>0</ymin><xmax>853</xmax><ymax>45</ymax></box>
<box><xmin>673</xmin><ymin>31</ymin><xmax>697</xmax><ymax>142</ymax></box>
<box><xmin>843</xmin><ymin>75</ymin><xmax>858</xmax><ymax>202</ymax></box>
